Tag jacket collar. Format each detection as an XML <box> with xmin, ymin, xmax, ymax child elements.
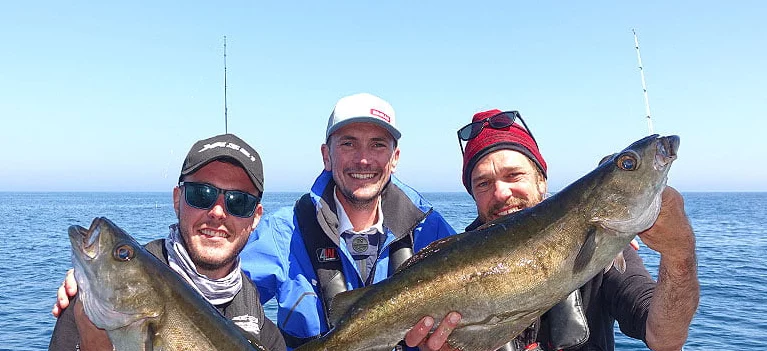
<box><xmin>309</xmin><ymin>170</ymin><xmax>429</xmax><ymax>243</ymax></box>
<box><xmin>465</xmin><ymin>216</ymin><xmax>484</xmax><ymax>232</ymax></box>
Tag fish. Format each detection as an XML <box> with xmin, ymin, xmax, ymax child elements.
<box><xmin>295</xmin><ymin>134</ymin><xmax>679</xmax><ymax>351</ymax></box>
<box><xmin>69</xmin><ymin>217</ymin><xmax>268</xmax><ymax>351</ymax></box>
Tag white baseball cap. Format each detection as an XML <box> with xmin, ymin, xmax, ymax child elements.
<box><xmin>325</xmin><ymin>93</ymin><xmax>401</xmax><ymax>140</ymax></box>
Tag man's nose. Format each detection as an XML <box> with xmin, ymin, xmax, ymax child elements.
<box><xmin>493</xmin><ymin>181</ymin><xmax>513</xmax><ymax>202</ymax></box>
<box><xmin>208</xmin><ymin>195</ymin><xmax>227</xmax><ymax>218</ymax></box>
<box><xmin>354</xmin><ymin>149</ymin><xmax>371</xmax><ymax>165</ymax></box>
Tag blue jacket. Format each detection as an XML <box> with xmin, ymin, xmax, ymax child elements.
<box><xmin>240</xmin><ymin>170</ymin><xmax>456</xmax><ymax>348</ymax></box>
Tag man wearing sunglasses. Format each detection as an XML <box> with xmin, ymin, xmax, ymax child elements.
<box><xmin>239</xmin><ymin>93</ymin><xmax>458</xmax><ymax>350</ymax></box>
<box><xmin>406</xmin><ymin>109</ymin><xmax>699</xmax><ymax>351</ymax></box>
<box><xmin>50</xmin><ymin>134</ymin><xmax>287</xmax><ymax>351</ymax></box>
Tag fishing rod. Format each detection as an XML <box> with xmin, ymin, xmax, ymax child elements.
<box><xmin>633</xmin><ymin>29</ymin><xmax>654</xmax><ymax>135</ymax></box>
<box><xmin>224</xmin><ymin>35</ymin><xmax>229</xmax><ymax>134</ymax></box>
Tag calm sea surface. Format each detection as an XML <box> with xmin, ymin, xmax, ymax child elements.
<box><xmin>2</xmin><ymin>192</ymin><xmax>765</xmax><ymax>350</ymax></box>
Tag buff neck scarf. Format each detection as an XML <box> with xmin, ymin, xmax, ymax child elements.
<box><xmin>165</xmin><ymin>224</ymin><xmax>242</xmax><ymax>305</ymax></box>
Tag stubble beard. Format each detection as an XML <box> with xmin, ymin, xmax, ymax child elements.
<box><xmin>338</xmin><ymin>182</ymin><xmax>384</xmax><ymax>211</ymax></box>
<box><xmin>483</xmin><ymin>192</ymin><xmax>544</xmax><ymax>223</ymax></box>
<box><xmin>334</xmin><ymin>165</ymin><xmax>388</xmax><ymax>211</ymax></box>
<box><xmin>179</xmin><ymin>225</ymin><xmax>245</xmax><ymax>273</ymax></box>
<box><xmin>190</xmin><ymin>244</ymin><xmax>242</xmax><ymax>273</ymax></box>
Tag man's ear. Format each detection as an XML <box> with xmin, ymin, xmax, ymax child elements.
<box><xmin>537</xmin><ymin>177</ymin><xmax>548</xmax><ymax>199</ymax></box>
<box><xmin>250</xmin><ymin>203</ymin><xmax>264</xmax><ymax>229</ymax></box>
<box><xmin>321</xmin><ymin>144</ymin><xmax>332</xmax><ymax>171</ymax></box>
<box><xmin>173</xmin><ymin>186</ymin><xmax>181</xmax><ymax>217</ymax></box>
<box><xmin>389</xmin><ymin>147</ymin><xmax>400</xmax><ymax>173</ymax></box>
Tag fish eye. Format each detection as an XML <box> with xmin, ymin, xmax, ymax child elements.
<box><xmin>114</xmin><ymin>244</ymin><xmax>134</xmax><ymax>261</ymax></box>
<box><xmin>616</xmin><ymin>152</ymin><xmax>639</xmax><ymax>171</ymax></box>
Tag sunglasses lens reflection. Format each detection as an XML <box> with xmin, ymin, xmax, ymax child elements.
<box><xmin>458</xmin><ymin>122</ymin><xmax>481</xmax><ymax>140</ymax></box>
<box><xmin>182</xmin><ymin>182</ymin><xmax>259</xmax><ymax>218</ymax></box>
<box><xmin>186</xmin><ymin>183</ymin><xmax>218</xmax><ymax>209</ymax></box>
<box><xmin>224</xmin><ymin>191</ymin><xmax>258</xmax><ymax>217</ymax></box>
<box><xmin>488</xmin><ymin>112</ymin><xmax>515</xmax><ymax>128</ymax></box>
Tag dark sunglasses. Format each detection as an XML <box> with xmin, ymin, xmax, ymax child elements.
<box><xmin>457</xmin><ymin>110</ymin><xmax>539</xmax><ymax>155</ymax></box>
<box><xmin>179</xmin><ymin>181</ymin><xmax>260</xmax><ymax>218</ymax></box>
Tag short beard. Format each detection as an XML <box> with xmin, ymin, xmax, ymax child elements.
<box><xmin>178</xmin><ymin>225</ymin><xmax>246</xmax><ymax>272</ymax></box>
<box><xmin>332</xmin><ymin>164</ymin><xmax>387</xmax><ymax>210</ymax></box>
<box><xmin>483</xmin><ymin>193</ymin><xmax>543</xmax><ymax>222</ymax></box>
<box><xmin>338</xmin><ymin>185</ymin><xmax>381</xmax><ymax>211</ymax></box>
<box><xmin>192</xmin><ymin>252</ymin><xmax>237</xmax><ymax>272</ymax></box>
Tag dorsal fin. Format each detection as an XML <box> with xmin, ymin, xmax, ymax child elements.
<box><xmin>394</xmin><ymin>234</ymin><xmax>465</xmax><ymax>274</ymax></box>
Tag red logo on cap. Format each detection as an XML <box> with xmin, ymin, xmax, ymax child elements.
<box><xmin>370</xmin><ymin>109</ymin><xmax>390</xmax><ymax>122</ymax></box>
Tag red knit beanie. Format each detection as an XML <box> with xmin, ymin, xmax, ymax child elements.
<box><xmin>462</xmin><ymin>109</ymin><xmax>547</xmax><ymax>194</ymax></box>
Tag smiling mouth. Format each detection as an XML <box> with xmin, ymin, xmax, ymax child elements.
<box><xmin>494</xmin><ymin>206</ymin><xmax>522</xmax><ymax>217</ymax></box>
<box><xmin>199</xmin><ymin>228</ymin><xmax>228</xmax><ymax>238</ymax></box>
<box><xmin>349</xmin><ymin>173</ymin><xmax>376</xmax><ymax>180</ymax></box>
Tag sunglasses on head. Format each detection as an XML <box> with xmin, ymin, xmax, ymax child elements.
<box><xmin>179</xmin><ymin>181</ymin><xmax>260</xmax><ymax>218</ymax></box>
<box><xmin>457</xmin><ymin>110</ymin><xmax>539</xmax><ymax>155</ymax></box>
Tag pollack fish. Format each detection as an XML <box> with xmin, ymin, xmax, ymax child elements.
<box><xmin>69</xmin><ymin>217</ymin><xmax>268</xmax><ymax>351</ymax></box>
<box><xmin>295</xmin><ymin>134</ymin><xmax>679</xmax><ymax>351</ymax></box>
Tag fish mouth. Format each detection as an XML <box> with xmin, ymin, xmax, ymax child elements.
<box><xmin>655</xmin><ymin>135</ymin><xmax>679</xmax><ymax>171</ymax></box>
<box><xmin>68</xmin><ymin>217</ymin><xmax>106</xmax><ymax>259</ymax></box>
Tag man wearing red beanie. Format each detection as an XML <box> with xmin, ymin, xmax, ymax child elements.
<box><xmin>460</xmin><ymin>110</ymin><xmax>548</xmax><ymax>225</ymax></box>
<box><xmin>407</xmin><ymin>109</ymin><xmax>699</xmax><ymax>351</ymax></box>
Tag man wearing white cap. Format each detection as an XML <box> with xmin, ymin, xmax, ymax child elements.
<box><xmin>240</xmin><ymin>93</ymin><xmax>457</xmax><ymax>350</ymax></box>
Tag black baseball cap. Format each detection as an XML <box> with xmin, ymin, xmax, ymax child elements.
<box><xmin>179</xmin><ymin>134</ymin><xmax>264</xmax><ymax>193</ymax></box>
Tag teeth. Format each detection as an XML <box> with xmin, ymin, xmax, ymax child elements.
<box><xmin>496</xmin><ymin>207</ymin><xmax>520</xmax><ymax>217</ymax></box>
<box><xmin>200</xmin><ymin>229</ymin><xmax>227</xmax><ymax>238</ymax></box>
<box><xmin>350</xmin><ymin>173</ymin><xmax>375</xmax><ymax>179</ymax></box>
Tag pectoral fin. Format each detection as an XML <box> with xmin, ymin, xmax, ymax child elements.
<box><xmin>108</xmin><ymin>322</ymin><xmax>152</xmax><ymax>351</ymax></box>
<box><xmin>573</xmin><ymin>227</ymin><xmax>598</xmax><ymax>275</ymax></box>
<box><xmin>446</xmin><ymin>310</ymin><xmax>541</xmax><ymax>351</ymax></box>
<box><xmin>604</xmin><ymin>250</ymin><xmax>627</xmax><ymax>274</ymax></box>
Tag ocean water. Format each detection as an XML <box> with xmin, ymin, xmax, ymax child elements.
<box><xmin>2</xmin><ymin>191</ymin><xmax>765</xmax><ymax>350</ymax></box>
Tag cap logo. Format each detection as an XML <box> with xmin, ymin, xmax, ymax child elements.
<box><xmin>198</xmin><ymin>141</ymin><xmax>257</xmax><ymax>162</ymax></box>
<box><xmin>370</xmin><ymin>109</ymin><xmax>390</xmax><ymax>123</ymax></box>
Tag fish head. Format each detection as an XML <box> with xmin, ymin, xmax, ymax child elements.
<box><xmin>69</xmin><ymin>217</ymin><xmax>161</xmax><ymax>331</ymax></box>
<box><xmin>588</xmin><ymin>134</ymin><xmax>679</xmax><ymax>235</ymax></box>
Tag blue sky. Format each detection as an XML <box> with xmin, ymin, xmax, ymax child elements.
<box><xmin>1</xmin><ymin>1</ymin><xmax>765</xmax><ymax>192</ymax></box>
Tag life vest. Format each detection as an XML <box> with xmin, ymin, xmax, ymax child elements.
<box><xmin>284</xmin><ymin>190</ymin><xmax>420</xmax><ymax>348</ymax></box>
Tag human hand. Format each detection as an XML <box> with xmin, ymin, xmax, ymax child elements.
<box><xmin>404</xmin><ymin>312</ymin><xmax>461</xmax><ymax>351</ymax></box>
<box><xmin>638</xmin><ymin>186</ymin><xmax>696</xmax><ymax>261</ymax></box>
<box><xmin>51</xmin><ymin>269</ymin><xmax>78</xmax><ymax>317</ymax></box>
